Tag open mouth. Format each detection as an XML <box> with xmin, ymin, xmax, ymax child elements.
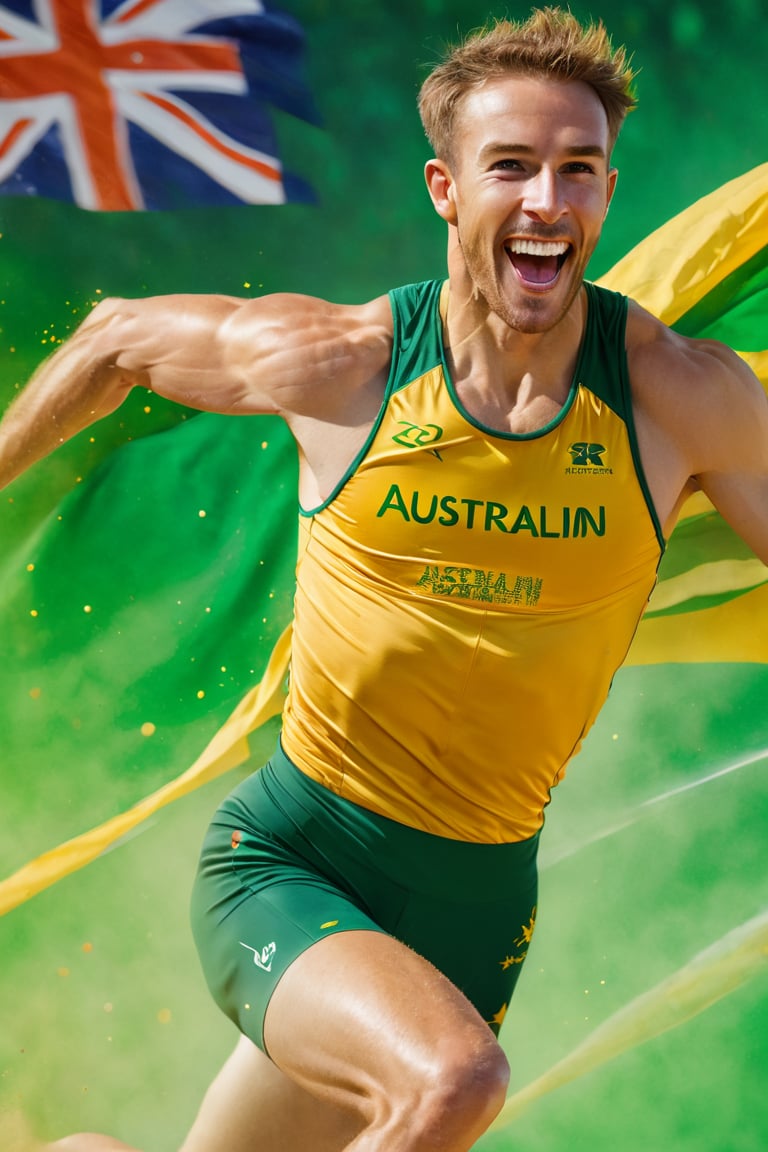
<box><xmin>504</xmin><ymin>238</ymin><xmax>571</xmax><ymax>289</ymax></box>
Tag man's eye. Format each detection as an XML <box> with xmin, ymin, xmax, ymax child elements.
<box><xmin>492</xmin><ymin>159</ymin><xmax>523</xmax><ymax>171</ymax></box>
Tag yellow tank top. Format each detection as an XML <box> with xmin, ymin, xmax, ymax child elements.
<box><xmin>281</xmin><ymin>280</ymin><xmax>664</xmax><ymax>842</ymax></box>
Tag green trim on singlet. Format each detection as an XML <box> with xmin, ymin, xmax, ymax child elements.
<box><xmin>298</xmin><ymin>280</ymin><xmax>446</xmax><ymax>517</ymax></box>
<box><xmin>386</xmin><ymin>278</ymin><xmax>666</xmax><ymax>552</ymax></box>
<box><xmin>581</xmin><ymin>283</ymin><xmax>666</xmax><ymax>551</ymax></box>
<box><xmin>387</xmin><ymin>278</ymin><xmax>446</xmax><ymax>390</ymax></box>
<box><xmin>301</xmin><ymin>279</ymin><xmax>665</xmax><ymax>551</ymax></box>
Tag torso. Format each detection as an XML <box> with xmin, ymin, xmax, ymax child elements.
<box><xmin>280</xmin><ymin>279</ymin><xmax>664</xmax><ymax>842</ymax></box>
<box><xmin>291</xmin><ymin>289</ymin><xmax>698</xmax><ymax>542</ymax></box>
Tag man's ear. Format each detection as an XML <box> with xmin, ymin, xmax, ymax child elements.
<box><xmin>424</xmin><ymin>159</ymin><xmax>458</xmax><ymax>225</ymax></box>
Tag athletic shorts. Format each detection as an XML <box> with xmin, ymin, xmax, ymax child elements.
<box><xmin>190</xmin><ymin>741</ymin><xmax>539</xmax><ymax>1052</ymax></box>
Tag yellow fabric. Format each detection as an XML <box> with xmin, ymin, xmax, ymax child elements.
<box><xmin>3</xmin><ymin>166</ymin><xmax>765</xmax><ymax>908</ymax></box>
<box><xmin>598</xmin><ymin>163</ymin><xmax>768</xmax><ymax>325</ymax></box>
<box><xmin>282</xmin><ymin>289</ymin><xmax>661</xmax><ymax>842</ymax></box>
<box><xmin>628</xmin><ymin>582</ymin><xmax>768</xmax><ymax>665</ymax></box>
<box><xmin>0</xmin><ymin>623</ymin><xmax>292</xmax><ymax>917</ymax></box>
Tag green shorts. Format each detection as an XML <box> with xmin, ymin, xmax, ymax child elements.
<box><xmin>190</xmin><ymin>741</ymin><xmax>539</xmax><ymax>1051</ymax></box>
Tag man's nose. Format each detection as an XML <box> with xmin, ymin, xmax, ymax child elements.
<box><xmin>521</xmin><ymin>168</ymin><xmax>565</xmax><ymax>223</ymax></box>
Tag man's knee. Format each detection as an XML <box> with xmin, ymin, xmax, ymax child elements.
<box><xmin>392</xmin><ymin>1034</ymin><xmax>510</xmax><ymax>1147</ymax></box>
<box><xmin>432</xmin><ymin>1040</ymin><xmax>510</xmax><ymax>1132</ymax></box>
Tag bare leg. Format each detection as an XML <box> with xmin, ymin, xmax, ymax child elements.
<box><xmin>180</xmin><ymin>1034</ymin><xmax>362</xmax><ymax>1152</ymax></box>
<box><xmin>263</xmin><ymin>929</ymin><xmax>510</xmax><ymax>1151</ymax></box>
<box><xmin>42</xmin><ymin>1036</ymin><xmax>361</xmax><ymax>1152</ymax></box>
<box><xmin>45</xmin><ymin>929</ymin><xmax>509</xmax><ymax>1152</ymax></box>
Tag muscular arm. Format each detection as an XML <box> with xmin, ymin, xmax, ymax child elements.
<box><xmin>0</xmin><ymin>291</ymin><xmax>393</xmax><ymax>489</ymax></box>
<box><xmin>630</xmin><ymin>306</ymin><xmax>768</xmax><ymax>563</ymax></box>
<box><xmin>690</xmin><ymin>351</ymin><xmax>768</xmax><ymax>563</ymax></box>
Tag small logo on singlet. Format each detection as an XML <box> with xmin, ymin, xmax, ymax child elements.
<box><xmin>392</xmin><ymin>421</ymin><xmax>443</xmax><ymax>459</ymax></box>
<box><xmin>566</xmin><ymin>442</ymin><xmax>613</xmax><ymax>474</ymax></box>
<box><xmin>240</xmin><ymin>940</ymin><xmax>277</xmax><ymax>972</ymax></box>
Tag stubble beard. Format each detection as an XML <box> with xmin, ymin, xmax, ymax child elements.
<box><xmin>458</xmin><ymin>230</ymin><xmax>585</xmax><ymax>336</ymax></box>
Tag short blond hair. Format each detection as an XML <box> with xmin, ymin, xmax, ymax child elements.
<box><xmin>418</xmin><ymin>7</ymin><xmax>637</xmax><ymax>163</ymax></box>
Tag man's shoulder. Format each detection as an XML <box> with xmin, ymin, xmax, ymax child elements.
<box><xmin>624</xmin><ymin>297</ymin><xmax>765</xmax><ymax>479</ymax></box>
<box><xmin>625</xmin><ymin>298</ymin><xmax>751</xmax><ymax>394</ymax></box>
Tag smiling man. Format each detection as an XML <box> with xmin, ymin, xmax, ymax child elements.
<box><xmin>2</xmin><ymin>8</ymin><xmax>767</xmax><ymax>1152</ymax></box>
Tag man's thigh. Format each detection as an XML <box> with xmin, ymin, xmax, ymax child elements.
<box><xmin>191</xmin><ymin>746</ymin><xmax>538</xmax><ymax>1050</ymax></box>
<box><xmin>262</xmin><ymin>926</ymin><xmax>510</xmax><ymax>1148</ymax></box>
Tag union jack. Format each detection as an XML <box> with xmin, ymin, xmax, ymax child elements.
<box><xmin>0</xmin><ymin>0</ymin><xmax>318</xmax><ymax>210</ymax></box>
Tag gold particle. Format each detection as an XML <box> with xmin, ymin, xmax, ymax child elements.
<box><xmin>197</xmin><ymin>690</ymin><xmax>205</xmax><ymax>699</ymax></box>
<box><xmin>82</xmin><ymin>942</ymin><xmax>93</xmax><ymax>953</ymax></box>
<box><xmin>198</xmin><ymin>509</ymin><xmax>206</xmax><ymax>518</ymax></box>
<box><xmin>244</xmin><ymin>1003</ymin><xmax>251</xmax><ymax>1011</ymax></box>
<box><xmin>243</xmin><ymin>281</ymin><xmax>251</xmax><ymax>288</ymax></box>
<box><xmin>57</xmin><ymin>967</ymin><xmax>70</xmax><ymax>978</ymax></box>
<box><xmin>157</xmin><ymin>1008</ymin><xmax>172</xmax><ymax>1024</ymax></box>
<box><xmin>205</xmin><ymin>606</ymin><xmax>211</xmax><ymax>613</ymax></box>
<box><xmin>29</xmin><ymin>687</ymin><xmax>42</xmax><ymax>699</ymax></box>
<box><xmin>144</xmin><ymin>405</ymin><xmax>151</xmax><ymax>414</ymax></box>
<box><xmin>26</xmin><ymin>563</ymin><xmax>34</xmax><ymax>571</ymax></box>
<box><xmin>220</xmin><ymin>665</ymin><xmax>227</xmax><ymax>672</ymax></box>
<box><xmin>612</xmin><ymin>733</ymin><xmax>619</xmax><ymax>741</ymax></box>
<box><xmin>140</xmin><ymin>721</ymin><xmax>156</xmax><ymax>737</ymax></box>
<box><xmin>260</xmin><ymin>441</ymin><xmax>268</xmax><ymax>450</ymax></box>
<box><xmin>30</xmin><ymin>609</ymin><xmax>38</xmax><ymax>617</ymax></box>
<box><xmin>83</xmin><ymin>604</ymin><xmax>92</xmax><ymax>614</ymax></box>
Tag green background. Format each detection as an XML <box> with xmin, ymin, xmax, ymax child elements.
<box><xmin>0</xmin><ymin>1</ymin><xmax>766</xmax><ymax>1148</ymax></box>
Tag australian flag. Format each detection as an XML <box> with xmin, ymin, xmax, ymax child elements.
<box><xmin>0</xmin><ymin>0</ymin><xmax>319</xmax><ymax>210</ymax></box>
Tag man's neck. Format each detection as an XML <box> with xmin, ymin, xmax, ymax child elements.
<box><xmin>441</xmin><ymin>274</ymin><xmax>587</xmax><ymax>434</ymax></box>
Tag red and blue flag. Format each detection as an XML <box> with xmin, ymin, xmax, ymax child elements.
<box><xmin>0</xmin><ymin>0</ymin><xmax>319</xmax><ymax>209</ymax></box>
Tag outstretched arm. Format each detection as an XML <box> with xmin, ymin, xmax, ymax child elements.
<box><xmin>0</xmin><ymin>291</ymin><xmax>392</xmax><ymax>489</ymax></box>
<box><xmin>631</xmin><ymin>311</ymin><xmax>768</xmax><ymax>564</ymax></box>
<box><xmin>691</xmin><ymin>347</ymin><xmax>768</xmax><ymax>564</ymax></box>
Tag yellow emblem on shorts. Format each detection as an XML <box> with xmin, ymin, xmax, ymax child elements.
<box><xmin>488</xmin><ymin>1003</ymin><xmax>507</xmax><ymax>1029</ymax></box>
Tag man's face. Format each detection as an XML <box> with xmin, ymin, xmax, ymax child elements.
<box><xmin>428</xmin><ymin>74</ymin><xmax>618</xmax><ymax>334</ymax></box>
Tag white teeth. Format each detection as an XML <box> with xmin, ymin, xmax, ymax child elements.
<box><xmin>505</xmin><ymin>239</ymin><xmax>570</xmax><ymax>256</ymax></box>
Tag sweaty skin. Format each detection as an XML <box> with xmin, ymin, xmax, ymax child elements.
<box><xmin>1</xmin><ymin>70</ymin><xmax>765</xmax><ymax>1152</ymax></box>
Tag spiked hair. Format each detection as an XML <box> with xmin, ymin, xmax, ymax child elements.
<box><xmin>418</xmin><ymin>7</ymin><xmax>637</xmax><ymax>163</ymax></box>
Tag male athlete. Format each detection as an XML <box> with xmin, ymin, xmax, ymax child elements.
<box><xmin>2</xmin><ymin>9</ymin><xmax>767</xmax><ymax>1152</ymax></box>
